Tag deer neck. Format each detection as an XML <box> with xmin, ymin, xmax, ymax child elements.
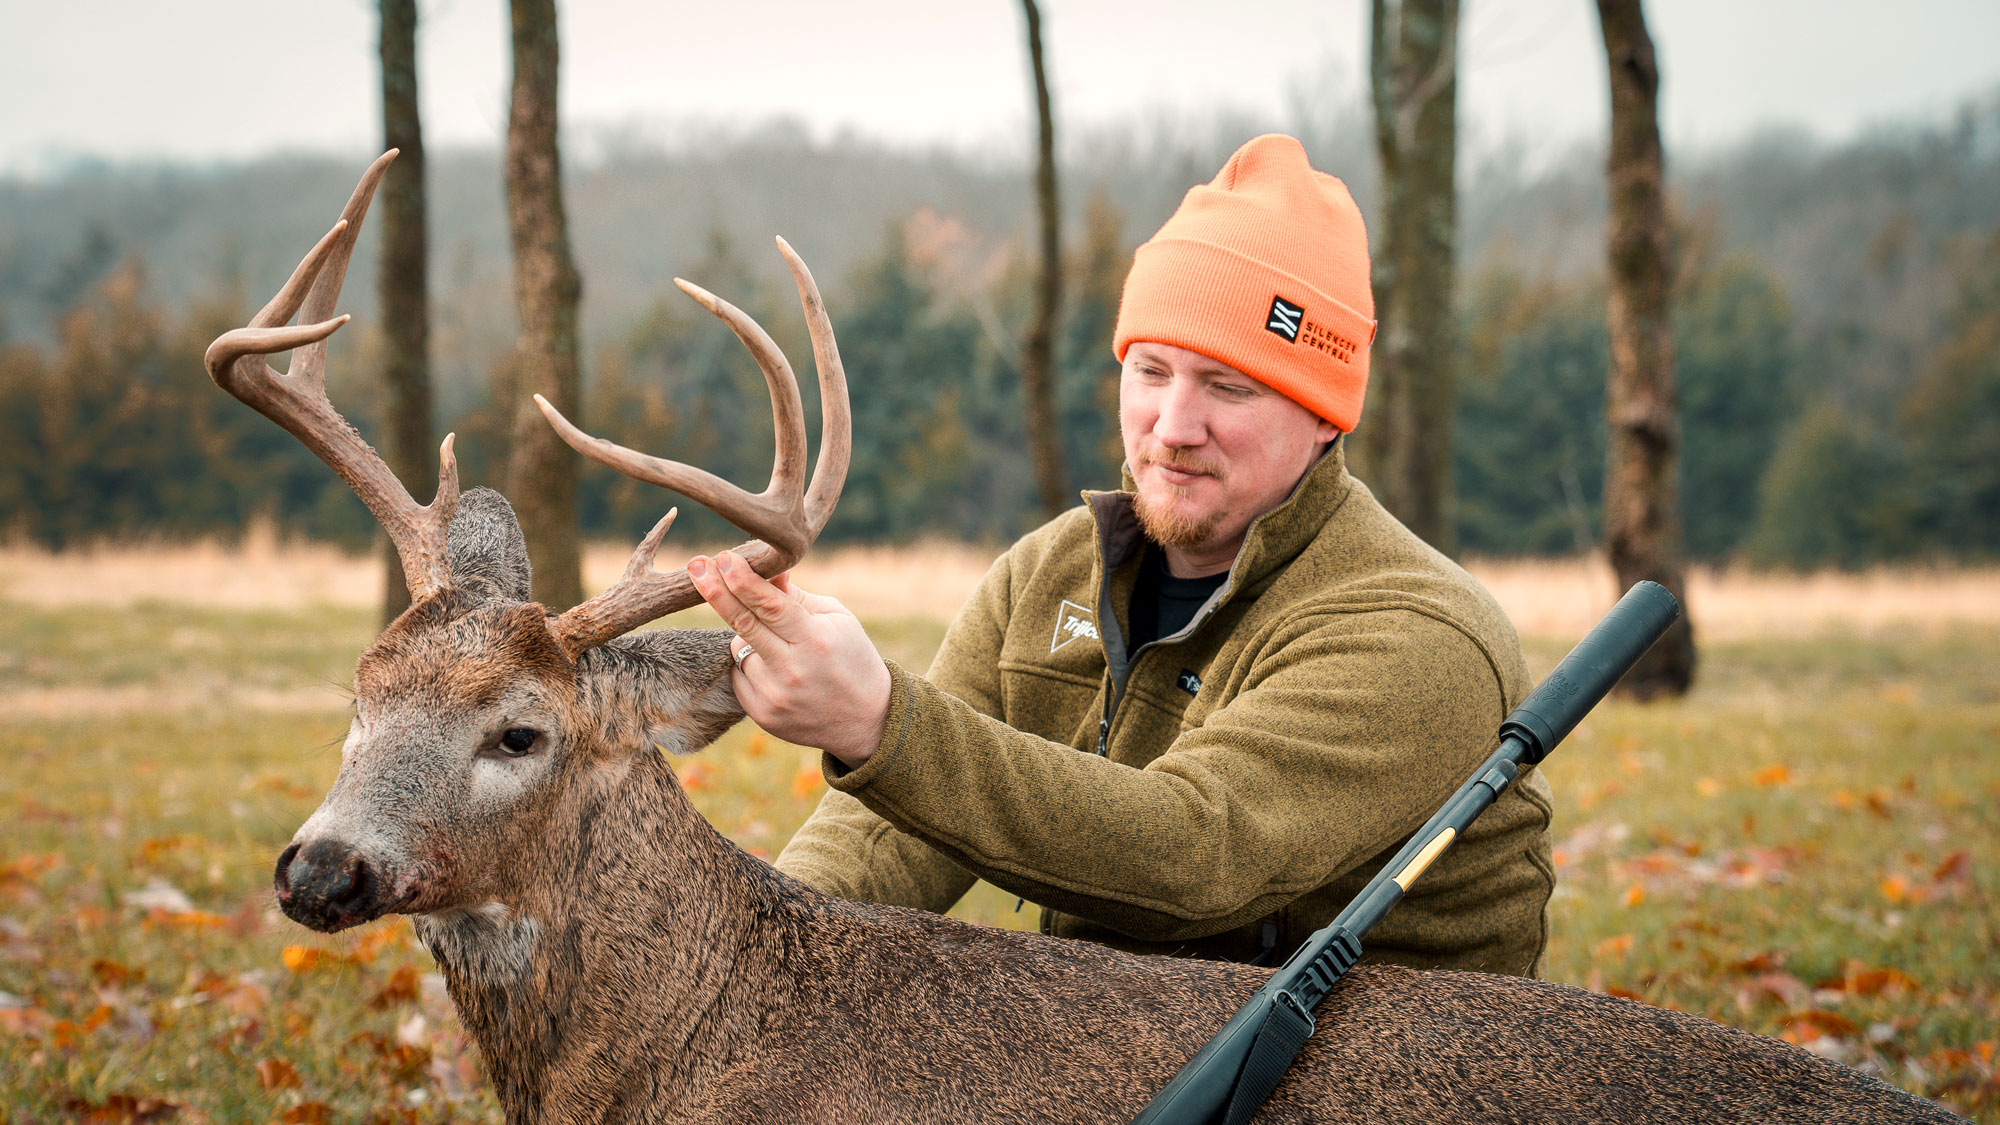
<box><xmin>415</xmin><ymin>748</ymin><xmax>779</xmax><ymax>1121</ymax></box>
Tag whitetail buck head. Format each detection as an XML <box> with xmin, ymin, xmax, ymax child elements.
<box><xmin>206</xmin><ymin>151</ymin><xmax>849</xmax><ymax>935</ymax></box>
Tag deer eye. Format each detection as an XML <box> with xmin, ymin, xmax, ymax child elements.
<box><xmin>497</xmin><ymin>728</ymin><xmax>540</xmax><ymax>756</ymax></box>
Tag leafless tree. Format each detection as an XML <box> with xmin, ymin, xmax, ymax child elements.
<box><xmin>1020</xmin><ymin>0</ymin><xmax>1068</xmax><ymax>518</ymax></box>
<box><xmin>503</xmin><ymin>0</ymin><xmax>585</xmax><ymax>610</ymax></box>
<box><xmin>1598</xmin><ymin>0</ymin><xmax>1696</xmax><ymax>697</ymax></box>
<box><xmin>1363</xmin><ymin>0</ymin><xmax>1460</xmax><ymax>554</ymax></box>
<box><xmin>376</xmin><ymin>0</ymin><xmax>432</xmax><ymax>622</ymax></box>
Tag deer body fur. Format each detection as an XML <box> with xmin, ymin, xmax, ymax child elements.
<box><xmin>409</xmin><ymin>724</ymin><xmax>1955</xmax><ymax>1124</ymax></box>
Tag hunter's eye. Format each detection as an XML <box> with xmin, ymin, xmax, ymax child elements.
<box><xmin>498</xmin><ymin>728</ymin><xmax>539</xmax><ymax>755</ymax></box>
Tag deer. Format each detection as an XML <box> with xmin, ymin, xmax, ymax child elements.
<box><xmin>219</xmin><ymin>153</ymin><xmax>1963</xmax><ymax>1124</ymax></box>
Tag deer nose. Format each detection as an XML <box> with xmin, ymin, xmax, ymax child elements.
<box><xmin>274</xmin><ymin>837</ymin><xmax>383</xmax><ymax>933</ymax></box>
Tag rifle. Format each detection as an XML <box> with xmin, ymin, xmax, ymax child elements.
<box><xmin>1129</xmin><ymin>580</ymin><xmax>1683</xmax><ymax>1125</ymax></box>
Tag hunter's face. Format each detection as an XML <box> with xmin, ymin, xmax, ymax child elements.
<box><xmin>1119</xmin><ymin>341</ymin><xmax>1338</xmax><ymax>576</ymax></box>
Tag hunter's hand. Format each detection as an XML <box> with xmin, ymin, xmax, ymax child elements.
<box><xmin>687</xmin><ymin>549</ymin><xmax>891</xmax><ymax>769</ymax></box>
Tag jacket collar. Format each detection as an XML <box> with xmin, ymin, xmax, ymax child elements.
<box><xmin>1087</xmin><ymin>439</ymin><xmax>1353</xmax><ymax>601</ymax></box>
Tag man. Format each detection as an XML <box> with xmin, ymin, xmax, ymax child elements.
<box><xmin>687</xmin><ymin>134</ymin><xmax>1553</xmax><ymax>974</ymax></box>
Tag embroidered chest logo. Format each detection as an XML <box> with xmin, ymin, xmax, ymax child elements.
<box><xmin>1176</xmin><ymin>669</ymin><xmax>1203</xmax><ymax>696</ymax></box>
<box><xmin>1050</xmin><ymin>598</ymin><xmax>1100</xmax><ymax>654</ymax></box>
<box><xmin>1265</xmin><ymin>295</ymin><xmax>1304</xmax><ymax>341</ymax></box>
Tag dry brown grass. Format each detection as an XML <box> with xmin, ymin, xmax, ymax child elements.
<box><xmin>5</xmin><ymin>538</ymin><xmax>1998</xmax><ymax>641</ymax></box>
<box><xmin>0</xmin><ymin>536</ymin><xmax>998</xmax><ymax>619</ymax></box>
<box><xmin>0</xmin><ymin>527</ymin><xmax>379</xmax><ymax>610</ymax></box>
<box><xmin>1467</xmin><ymin>556</ymin><xmax>2000</xmax><ymax>641</ymax></box>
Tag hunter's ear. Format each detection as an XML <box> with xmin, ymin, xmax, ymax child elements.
<box><xmin>447</xmin><ymin>487</ymin><xmax>533</xmax><ymax>602</ymax></box>
<box><xmin>579</xmin><ymin>629</ymin><xmax>744</xmax><ymax>755</ymax></box>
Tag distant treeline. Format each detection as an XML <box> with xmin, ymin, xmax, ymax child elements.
<box><xmin>2</xmin><ymin>98</ymin><xmax>1997</xmax><ymax>566</ymax></box>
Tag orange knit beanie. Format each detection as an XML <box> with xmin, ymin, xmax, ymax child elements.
<box><xmin>1112</xmin><ymin>134</ymin><xmax>1376</xmax><ymax>432</ymax></box>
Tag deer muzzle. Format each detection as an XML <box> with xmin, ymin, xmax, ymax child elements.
<box><xmin>275</xmin><ymin>837</ymin><xmax>387</xmax><ymax>933</ymax></box>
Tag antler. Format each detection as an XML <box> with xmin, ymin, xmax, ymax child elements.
<box><xmin>204</xmin><ymin>150</ymin><xmax>460</xmax><ymax>600</ymax></box>
<box><xmin>540</xmin><ymin>237</ymin><xmax>851</xmax><ymax>657</ymax></box>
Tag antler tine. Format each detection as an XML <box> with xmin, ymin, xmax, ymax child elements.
<box><xmin>205</xmin><ymin>152</ymin><xmax>461</xmax><ymax>601</ymax></box>
<box><xmin>289</xmin><ymin>149</ymin><xmax>397</xmax><ymax>388</ymax></box>
<box><xmin>776</xmin><ymin>236</ymin><xmax>851</xmax><ymax>537</ymax></box>
<box><xmin>545</xmin><ymin>241</ymin><xmax>851</xmax><ymax>657</ymax></box>
<box><xmin>672</xmin><ymin>277</ymin><xmax>812</xmax><ymax>510</ymax></box>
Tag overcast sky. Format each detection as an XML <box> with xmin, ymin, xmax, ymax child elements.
<box><xmin>4</xmin><ymin>0</ymin><xmax>1998</xmax><ymax>176</ymax></box>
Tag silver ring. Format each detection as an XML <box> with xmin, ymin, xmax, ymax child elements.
<box><xmin>733</xmin><ymin>642</ymin><xmax>754</xmax><ymax>667</ymax></box>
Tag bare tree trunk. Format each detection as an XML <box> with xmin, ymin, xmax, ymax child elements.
<box><xmin>1362</xmin><ymin>0</ymin><xmax>1459</xmax><ymax>554</ymax></box>
<box><xmin>1020</xmin><ymin>0</ymin><xmax>1068</xmax><ymax>519</ymax></box>
<box><xmin>377</xmin><ymin>0</ymin><xmax>431</xmax><ymax>624</ymax></box>
<box><xmin>504</xmin><ymin>0</ymin><xmax>584</xmax><ymax>610</ymax></box>
<box><xmin>1597</xmin><ymin>0</ymin><xmax>1695</xmax><ymax>697</ymax></box>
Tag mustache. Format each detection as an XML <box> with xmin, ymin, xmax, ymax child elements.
<box><xmin>1137</xmin><ymin>449</ymin><xmax>1225</xmax><ymax>480</ymax></box>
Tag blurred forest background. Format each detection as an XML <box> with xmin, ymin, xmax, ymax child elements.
<box><xmin>3</xmin><ymin>86</ymin><xmax>1997</xmax><ymax>567</ymax></box>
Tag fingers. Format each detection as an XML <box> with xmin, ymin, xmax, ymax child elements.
<box><xmin>790</xmin><ymin>587</ymin><xmax>851</xmax><ymax>616</ymax></box>
<box><xmin>689</xmin><ymin>549</ymin><xmax>810</xmax><ymax>647</ymax></box>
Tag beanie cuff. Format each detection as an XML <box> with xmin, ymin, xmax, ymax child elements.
<box><xmin>1113</xmin><ymin>237</ymin><xmax>1374</xmax><ymax>432</ymax></box>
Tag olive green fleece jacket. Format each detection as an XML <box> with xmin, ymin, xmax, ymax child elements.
<box><xmin>776</xmin><ymin>446</ymin><xmax>1556</xmax><ymax>974</ymax></box>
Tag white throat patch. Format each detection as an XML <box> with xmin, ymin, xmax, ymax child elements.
<box><xmin>415</xmin><ymin>902</ymin><xmax>540</xmax><ymax>985</ymax></box>
<box><xmin>1050</xmin><ymin>599</ymin><xmax>1100</xmax><ymax>654</ymax></box>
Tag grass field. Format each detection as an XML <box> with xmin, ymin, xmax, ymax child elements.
<box><xmin>1</xmin><ymin>544</ymin><xmax>1996</xmax><ymax>1122</ymax></box>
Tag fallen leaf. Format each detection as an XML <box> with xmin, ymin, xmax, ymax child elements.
<box><xmin>1622</xmin><ymin>884</ymin><xmax>1646</xmax><ymax>908</ymax></box>
<box><xmin>0</xmin><ymin>853</ymin><xmax>61</xmax><ymax>902</ymax></box>
<box><xmin>1932</xmin><ymin>850</ymin><xmax>1972</xmax><ymax>885</ymax></box>
<box><xmin>222</xmin><ymin>973</ymin><xmax>272</xmax><ymax>1016</ymax></box>
<box><xmin>1782</xmin><ymin>1008</ymin><xmax>1860</xmax><ymax>1041</ymax></box>
<box><xmin>91</xmin><ymin>959</ymin><xmax>144</xmax><ymax>988</ymax></box>
<box><xmin>282</xmin><ymin>1102</ymin><xmax>332</xmax><ymax>1124</ymax></box>
<box><xmin>283</xmin><ymin>946</ymin><xmax>350</xmax><ymax>974</ymax></box>
<box><xmin>350</xmin><ymin>923</ymin><xmax>410</xmax><ymax>964</ymax></box>
<box><xmin>1592</xmin><ymin>933</ymin><xmax>1634</xmax><ymax>959</ymax></box>
<box><xmin>1729</xmin><ymin>951</ymin><xmax>1787</xmax><ymax>974</ymax></box>
<box><xmin>1737</xmin><ymin>972</ymin><xmax>1810</xmax><ymax>1008</ymax></box>
<box><xmin>792</xmin><ymin>767</ymin><xmax>825</xmax><ymax>800</ymax></box>
<box><xmin>148</xmin><ymin>909</ymin><xmax>228</xmax><ymax>931</ymax></box>
<box><xmin>1752</xmin><ymin>764</ymin><xmax>1792</xmax><ymax>788</ymax></box>
<box><xmin>0</xmin><ymin>1004</ymin><xmax>53</xmax><ymax>1037</ymax></box>
<box><xmin>370</xmin><ymin>966</ymin><xmax>420</xmax><ymax>1009</ymax></box>
<box><xmin>1821</xmin><ymin>964</ymin><xmax>1920</xmax><ymax>997</ymax></box>
<box><xmin>678</xmin><ymin>760</ymin><xmax>715</xmax><ymax>792</ymax></box>
<box><xmin>138</xmin><ymin>836</ymin><xmax>193</xmax><ymax>864</ymax></box>
<box><xmin>60</xmin><ymin>1094</ymin><xmax>181</xmax><ymax>1122</ymax></box>
<box><xmin>257</xmin><ymin>1056</ymin><xmax>303</xmax><ymax>1090</ymax></box>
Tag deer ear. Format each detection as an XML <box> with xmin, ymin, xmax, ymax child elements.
<box><xmin>579</xmin><ymin>629</ymin><xmax>744</xmax><ymax>756</ymax></box>
<box><xmin>447</xmin><ymin>487</ymin><xmax>533</xmax><ymax>602</ymax></box>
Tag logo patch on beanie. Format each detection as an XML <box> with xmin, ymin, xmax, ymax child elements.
<box><xmin>1266</xmin><ymin>296</ymin><xmax>1305</xmax><ymax>342</ymax></box>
